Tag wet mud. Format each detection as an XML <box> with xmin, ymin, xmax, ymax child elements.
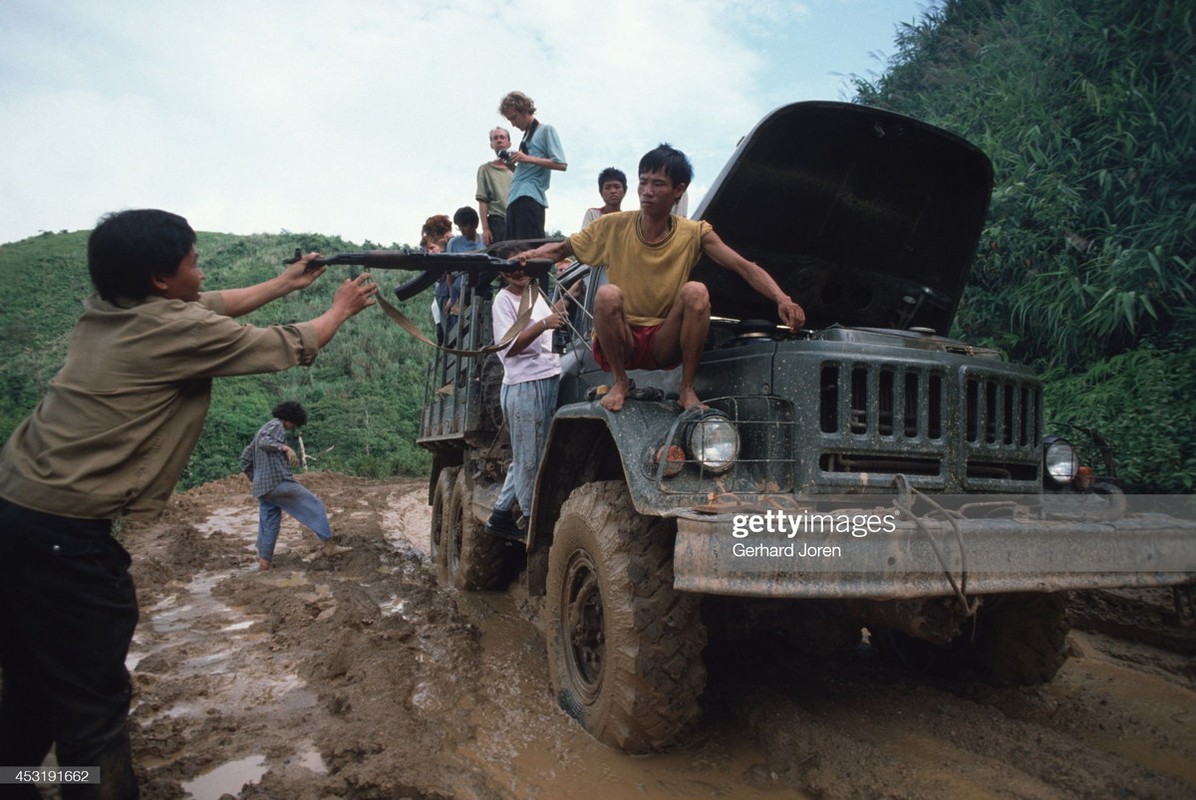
<box><xmin>106</xmin><ymin>473</ymin><xmax>1196</xmax><ymax>799</ymax></box>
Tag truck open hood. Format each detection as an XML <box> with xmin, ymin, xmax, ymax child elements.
<box><xmin>691</xmin><ymin>101</ymin><xmax>993</xmax><ymax>334</ymax></box>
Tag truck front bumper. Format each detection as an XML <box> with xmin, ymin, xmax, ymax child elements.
<box><xmin>673</xmin><ymin>504</ymin><xmax>1196</xmax><ymax>599</ymax></box>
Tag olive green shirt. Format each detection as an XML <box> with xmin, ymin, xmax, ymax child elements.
<box><xmin>476</xmin><ymin>161</ymin><xmax>513</xmax><ymax>220</ymax></box>
<box><xmin>0</xmin><ymin>292</ymin><xmax>319</xmax><ymax>520</ymax></box>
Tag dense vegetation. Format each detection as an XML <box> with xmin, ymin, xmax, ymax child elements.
<box><xmin>0</xmin><ymin>231</ymin><xmax>436</xmax><ymax>488</ymax></box>
<box><xmin>853</xmin><ymin>0</ymin><xmax>1195</xmax><ymax>491</ymax></box>
<box><xmin>1</xmin><ymin>0</ymin><xmax>1191</xmax><ymax>492</ymax></box>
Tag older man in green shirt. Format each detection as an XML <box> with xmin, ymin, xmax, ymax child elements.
<box><xmin>476</xmin><ymin>126</ymin><xmax>514</xmax><ymax>245</ymax></box>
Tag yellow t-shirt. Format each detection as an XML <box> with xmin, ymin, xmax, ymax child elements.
<box><xmin>569</xmin><ymin>211</ymin><xmax>713</xmax><ymax>326</ymax></box>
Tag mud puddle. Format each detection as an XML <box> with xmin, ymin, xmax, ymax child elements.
<box><xmin>447</xmin><ymin>588</ymin><xmax>803</xmax><ymax>799</ymax></box>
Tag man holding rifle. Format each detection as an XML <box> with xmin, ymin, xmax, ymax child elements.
<box><xmin>0</xmin><ymin>208</ymin><xmax>376</xmax><ymax>799</ymax></box>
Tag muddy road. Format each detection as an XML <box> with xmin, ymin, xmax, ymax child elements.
<box><xmin>113</xmin><ymin>473</ymin><xmax>1195</xmax><ymax>799</ymax></box>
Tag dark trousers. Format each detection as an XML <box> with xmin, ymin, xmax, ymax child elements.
<box><xmin>0</xmin><ymin>499</ymin><xmax>140</xmax><ymax>799</ymax></box>
<box><xmin>487</xmin><ymin>214</ymin><xmax>507</xmax><ymax>244</ymax></box>
<box><xmin>505</xmin><ymin>196</ymin><xmax>545</xmax><ymax>242</ymax></box>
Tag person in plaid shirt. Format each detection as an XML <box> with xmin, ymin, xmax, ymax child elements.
<box><xmin>242</xmin><ymin>400</ymin><xmax>337</xmax><ymax>570</ymax></box>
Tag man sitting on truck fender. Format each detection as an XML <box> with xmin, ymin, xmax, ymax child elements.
<box><xmin>514</xmin><ymin>143</ymin><xmax>806</xmax><ymax>411</ymax></box>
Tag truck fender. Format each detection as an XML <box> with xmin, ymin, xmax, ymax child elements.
<box><xmin>526</xmin><ymin>415</ymin><xmax>621</xmax><ymax>596</ymax></box>
<box><xmin>526</xmin><ymin>401</ymin><xmax>694</xmax><ymax>594</ymax></box>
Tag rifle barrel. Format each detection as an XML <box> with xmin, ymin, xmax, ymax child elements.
<box><xmin>286</xmin><ymin>248</ymin><xmax>553</xmax><ymax>277</ymax></box>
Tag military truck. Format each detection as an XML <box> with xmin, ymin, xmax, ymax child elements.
<box><xmin>416</xmin><ymin>101</ymin><xmax>1196</xmax><ymax>753</ymax></box>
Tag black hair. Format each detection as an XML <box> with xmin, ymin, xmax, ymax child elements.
<box><xmin>272</xmin><ymin>400</ymin><xmax>308</xmax><ymax>427</ymax></box>
<box><xmin>453</xmin><ymin>206</ymin><xmax>480</xmax><ymax>227</ymax></box>
<box><xmin>638</xmin><ymin>144</ymin><xmax>693</xmax><ymax>188</ymax></box>
<box><xmin>87</xmin><ymin>209</ymin><xmax>196</xmax><ymax>304</ymax></box>
<box><xmin>598</xmin><ymin>167</ymin><xmax>627</xmax><ymax>190</ymax></box>
<box><xmin>494</xmin><ymin>243</ymin><xmax>521</xmax><ymax>261</ymax></box>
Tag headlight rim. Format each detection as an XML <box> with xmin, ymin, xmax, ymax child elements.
<box><xmin>1044</xmin><ymin>435</ymin><xmax>1078</xmax><ymax>486</ymax></box>
<box><xmin>684</xmin><ymin>410</ymin><xmax>740</xmax><ymax>475</ymax></box>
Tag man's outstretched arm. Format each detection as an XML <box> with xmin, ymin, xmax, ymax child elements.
<box><xmin>212</xmin><ymin>252</ymin><xmax>328</xmax><ymax>318</ymax></box>
<box><xmin>516</xmin><ymin>239</ymin><xmax>575</xmax><ymax>265</ymax></box>
<box><xmin>701</xmin><ymin>231</ymin><xmax>806</xmax><ymax>330</ymax></box>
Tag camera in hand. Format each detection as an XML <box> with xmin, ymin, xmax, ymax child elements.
<box><xmin>552</xmin><ymin>327</ymin><xmax>569</xmax><ymax>355</ymax></box>
<box><xmin>497</xmin><ymin>149</ymin><xmax>514</xmax><ymax>166</ymax></box>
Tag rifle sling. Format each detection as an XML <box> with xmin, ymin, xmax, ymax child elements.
<box><xmin>374</xmin><ymin>283</ymin><xmax>541</xmax><ymax>357</ymax></box>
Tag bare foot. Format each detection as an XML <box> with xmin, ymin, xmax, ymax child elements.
<box><xmin>322</xmin><ymin>538</ymin><xmax>337</xmax><ymax>558</ymax></box>
<box><xmin>258</xmin><ymin>558</ymin><xmax>272</xmax><ymax>571</ymax></box>
<box><xmin>677</xmin><ymin>386</ymin><xmax>704</xmax><ymax>410</ymax></box>
<box><xmin>599</xmin><ymin>379</ymin><xmax>633</xmax><ymax>412</ymax></box>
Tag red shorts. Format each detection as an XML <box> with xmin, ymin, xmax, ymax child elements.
<box><xmin>592</xmin><ymin>324</ymin><xmax>678</xmax><ymax>372</ymax></box>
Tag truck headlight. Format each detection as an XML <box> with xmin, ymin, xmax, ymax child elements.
<box><xmin>685</xmin><ymin>411</ymin><xmax>739</xmax><ymax>474</ymax></box>
<box><xmin>1044</xmin><ymin>436</ymin><xmax>1078</xmax><ymax>485</ymax></box>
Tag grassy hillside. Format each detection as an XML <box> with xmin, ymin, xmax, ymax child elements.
<box><xmin>0</xmin><ymin>230</ymin><xmax>434</xmax><ymax>489</ymax></box>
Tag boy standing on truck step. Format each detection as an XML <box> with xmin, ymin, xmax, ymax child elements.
<box><xmin>447</xmin><ymin>206</ymin><xmax>486</xmax><ymax>254</ymax></box>
<box><xmin>514</xmin><ymin>143</ymin><xmax>806</xmax><ymax>412</ymax></box>
<box><xmin>484</xmin><ymin>257</ymin><xmax>568</xmax><ymax>541</ymax></box>
<box><xmin>447</xmin><ymin>206</ymin><xmax>489</xmax><ymax>314</ymax></box>
<box><xmin>0</xmin><ymin>208</ymin><xmax>376</xmax><ymax>799</ymax></box>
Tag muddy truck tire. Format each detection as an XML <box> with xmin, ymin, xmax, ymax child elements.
<box><xmin>430</xmin><ymin>467</ymin><xmax>458</xmax><ymax>570</ymax></box>
<box><xmin>972</xmin><ymin>591</ymin><xmax>1071</xmax><ymax>686</ymax></box>
<box><xmin>881</xmin><ymin>591</ymin><xmax>1071</xmax><ymax>686</ymax></box>
<box><xmin>446</xmin><ymin>469</ymin><xmax>506</xmax><ymax>590</ymax></box>
<box><xmin>547</xmin><ymin>481</ymin><xmax>707</xmax><ymax>753</ymax></box>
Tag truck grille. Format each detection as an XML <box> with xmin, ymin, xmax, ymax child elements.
<box><xmin>817</xmin><ymin>362</ymin><xmax>1041</xmax><ymax>489</ymax></box>
<box><xmin>962</xmin><ymin>372</ymin><xmax>1041</xmax><ymax>484</ymax></box>
<box><xmin>820</xmin><ymin>364</ymin><xmax>944</xmax><ymax>440</ymax></box>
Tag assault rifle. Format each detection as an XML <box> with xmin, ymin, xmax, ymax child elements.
<box><xmin>284</xmin><ymin>240</ymin><xmax>558</xmax><ymax>300</ymax></box>
<box><xmin>284</xmin><ymin>244</ymin><xmax>560</xmax><ymax>355</ymax></box>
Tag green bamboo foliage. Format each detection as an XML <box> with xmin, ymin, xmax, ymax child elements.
<box><xmin>854</xmin><ymin>0</ymin><xmax>1195</xmax><ymax>489</ymax></box>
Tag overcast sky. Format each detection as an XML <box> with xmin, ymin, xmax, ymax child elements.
<box><xmin>0</xmin><ymin>0</ymin><xmax>929</xmax><ymax>248</ymax></box>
